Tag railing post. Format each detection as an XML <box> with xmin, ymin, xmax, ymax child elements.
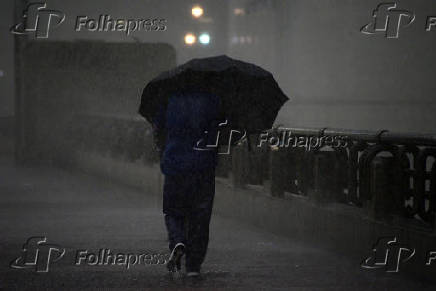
<box><xmin>231</xmin><ymin>143</ymin><xmax>248</xmax><ymax>188</ymax></box>
<box><xmin>294</xmin><ymin>148</ymin><xmax>312</xmax><ymax>196</ymax></box>
<box><xmin>309</xmin><ymin>151</ymin><xmax>339</xmax><ymax>203</ymax></box>
<box><xmin>269</xmin><ymin>147</ymin><xmax>286</xmax><ymax>198</ymax></box>
<box><xmin>368</xmin><ymin>156</ymin><xmax>394</xmax><ymax>220</ymax></box>
<box><xmin>284</xmin><ymin>150</ymin><xmax>298</xmax><ymax>194</ymax></box>
<box><xmin>247</xmin><ymin>135</ymin><xmax>264</xmax><ymax>185</ymax></box>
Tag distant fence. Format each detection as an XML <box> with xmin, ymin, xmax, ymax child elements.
<box><xmin>67</xmin><ymin>114</ymin><xmax>436</xmax><ymax>231</ymax></box>
<box><xmin>226</xmin><ymin>127</ymin><xmax>436</xmax><ymax>231</ymax></box>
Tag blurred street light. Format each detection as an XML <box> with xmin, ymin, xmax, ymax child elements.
<box><xmin>191</xmin><ymin>5</ymin><xmax>204</xmax><ymax>18</ymax></box>
<box><xmin>233</xmin><ymin>8</ymin><xmax>245</xmax><ymax>15</ymax></box>
<box><xmin>199</xmin><ymin>33</ymin><xmax>210</xmax><ymax>45</ymax></box>
<box><xmin>184</xmin><ymin>33</ymin><xmax>196</xmax><ymax>45</ymax></box>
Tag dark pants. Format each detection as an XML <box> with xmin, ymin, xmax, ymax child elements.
<box><xmin>162</xmin><ymin>168</ymin><xmax>215</xmax><ymax>272</ymax></box>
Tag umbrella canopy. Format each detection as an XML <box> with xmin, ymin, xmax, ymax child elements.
<box><xmin>138</xmin><ymin>55</ymin><xmax>289</xmax><ymax>133</ymax></box>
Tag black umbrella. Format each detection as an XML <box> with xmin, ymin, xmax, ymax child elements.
<box><xmin>138</xmin><ymin>54</ymin><xmax>289</xmax><ymax>133</ymax></box>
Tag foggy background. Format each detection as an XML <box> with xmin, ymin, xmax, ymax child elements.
<box><xmin>1</xmin><ymin>0</ymin><xmax>436</xmax><ymax>132</ymax></box>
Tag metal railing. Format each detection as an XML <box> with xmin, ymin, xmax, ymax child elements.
<box><xmin>66</xmin><ymin>114</ymin><xmax>436</xmax><ymax>230</ymax></box>
<box><xmin>222</xmin><ymin>127</ymin><xmax>436</xmax><ymax>230</ymax></box>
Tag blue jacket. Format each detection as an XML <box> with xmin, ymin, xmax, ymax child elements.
<box><xmin>153</xmin><ymin>92</ymin><xmax>221</xmax><ymax>175</ymax></box>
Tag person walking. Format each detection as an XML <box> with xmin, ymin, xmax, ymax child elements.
<box><xmin>152</xmin><ymin>91</ymin><xmax>221</xmax><ymax>277</ymax></box>
<box><xmin>139</xmin><ymin>55</ymin><xmax>289</xmax><ymax>279</ymax></box>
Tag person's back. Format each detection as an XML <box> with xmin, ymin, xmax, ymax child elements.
<box><xmin>153</xmin><ymin>92</ymin><xmax>221</xmax><ymax>276</ymax></box>
<box><xmin>161</xmin><ymin>92</ymin><xmax>220</xmax><ymax>175</ymax></box>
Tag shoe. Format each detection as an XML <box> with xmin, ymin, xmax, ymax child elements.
<box><xmin>166</xmin><ymin>243</ymin><xmax>185</xmax><ymax>272</ymax></box>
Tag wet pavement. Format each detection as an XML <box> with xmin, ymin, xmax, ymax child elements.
<box><xmin>0</xmin><ymin>154</ymin><xmax>434</xmax><ymax>290</ymax></box>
